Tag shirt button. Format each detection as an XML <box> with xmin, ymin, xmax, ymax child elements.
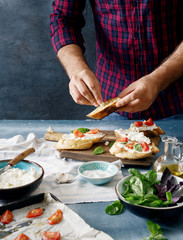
<box><xmin>132</xmin><ymin>1</ymin><xmax>137</xmax><ymax>7</ymax></box>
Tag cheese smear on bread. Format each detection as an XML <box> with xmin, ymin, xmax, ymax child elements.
<box><xmin>115</xmin><ymin>129</ymin><xmax>151</xmax><ymax>144</ymax></box>
<box><xmin>130</xmin><ymin>121</ymin><xmax>157</xmax><ymax>131</ymax></box>
<box><xmin>62</xmin><ymin>132</ymin><xmax>105</xmax><ymax>140</ymax></box>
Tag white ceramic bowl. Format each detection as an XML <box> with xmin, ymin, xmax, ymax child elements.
<box><xmin>78</xmin><ymin>161</ymin><xmax>118</xmax><ymax>185</ymax></box>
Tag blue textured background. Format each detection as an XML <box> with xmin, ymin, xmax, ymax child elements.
<box><xmin>0</xmin><ymin>0</ymin><xmax>95</xmax><ymax>119</ymax></box>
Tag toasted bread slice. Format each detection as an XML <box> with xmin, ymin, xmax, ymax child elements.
<box><xmin>55</xmin><ymin>131</ymin><xmax>105</xmax><ymax>150</ymax></box>
<box><xmin>129</xmin><ymin>120</ymin><xmax>165</xmax><ymax>138</ymax></box>
<box><xmin>86</xmin><ymin>97</ymin><xmax>121</xmax><ymax>119</ymax></box>
<box><xmin>109</xmin><ymin>142</ymin><xmax>152</xmax><ymax>160</ymax></box>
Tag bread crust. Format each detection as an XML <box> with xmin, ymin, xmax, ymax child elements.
<box><xmin>86</xmin><ymin>97</ymin><xmax>121</xmax><ymax>119</ymax></box>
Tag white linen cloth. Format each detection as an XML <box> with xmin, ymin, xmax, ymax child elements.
<box><xmin>0</xmin><ymin>133</ymin><xmax>123</xmax><ymax>204</ymax></box>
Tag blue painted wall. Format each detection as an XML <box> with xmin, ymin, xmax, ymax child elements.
<box><xmin>0</xmin><ymin>0</ymin><xmax>95</xmax><ymax>119</ymax></box>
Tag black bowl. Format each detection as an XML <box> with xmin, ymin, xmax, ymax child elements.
<box><xmin>0</xmin><ymin>160</ymin><xmax>44</xmax><ymax>200</ymax></box>
<box><xmin>115</xmin><ymin>173</ymin><xmax>183</xmax><ymax>219</ymax></box>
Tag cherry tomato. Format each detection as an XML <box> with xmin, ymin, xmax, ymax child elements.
<box><xmin>87</xmin><ymin>128</ymin><xmax>99</xmax><ymax>134</ymax></box>
<box><xmin>73</xmin><ymin>129</ymin><xmax>85</xmax><ymax>138</ymax></box>
<box><xmin>140</xmin><ymin>141</ymin><xmax>150</xmax><ymax>151</ymax></box>
<box><xmin>134</xmin><ymin>121</ymin><xmax>143</xmax><ymax>127</ymax></box>
<box><xmin>14</xmin><ymin>233</ymin><xmax>29</xmax><ymax>240</ymax></box>
<box><xmin>48</xmin><ymin>209</ymin><xmax>63</xmax><ymax>225</ymax></box>
<box><xmin>126</xmin><ymin>142</ymin><xmax>135</xmax><ymax>149</ymax></box>
<box><xmin>26</xmin><ymin>208</ymin><xmax>43</xmax><ymax>218</ymax></box>
<box><xmin>116</xmin><ymin>137</ymin><xmax>128</xmax><ymax>142</ymax></box>
<box><xmin>42</xmin><ymin>231</ymin><xmax>61</xmax><ymax>240</ymax></box>
<box><xmin>145</xmin><ymin>118</ymin><xmax>154</xmax><ymax>126</ymax></box>
<box><xmin>0</xmin><ymin>210</ymin><xmax>13</xmax><ymax>224</ymax></box>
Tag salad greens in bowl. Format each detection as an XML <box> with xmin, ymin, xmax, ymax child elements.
<box><xmin>115</xmin><ymin>168</ymin><xmax>183</xmax><ymax>219</ymax></box>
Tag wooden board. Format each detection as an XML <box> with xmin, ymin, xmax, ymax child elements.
<box><xmin>45</xmin><ymin>130</ymin><xmax>160</xmax><ymax>167</ymax></box>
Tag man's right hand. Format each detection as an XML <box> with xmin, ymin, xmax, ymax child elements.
<box><xmin>69</xmin><ymin>69</ymin><xmax>103</xmax><ymax>107</ymax></box>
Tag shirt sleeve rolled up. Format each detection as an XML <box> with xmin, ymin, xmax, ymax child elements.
<box><xmin>50</xmin><ymin>0</ymin><xmax>86</xmax><ymax>54</ymax></box>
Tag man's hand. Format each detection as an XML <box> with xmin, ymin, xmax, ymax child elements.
<box><xmin>116</xmin><ymin>75</ymin><xmax>159</xmax><ymax>113</ymax></box>
<box><xmin>69</xmin><ymin>69</ymin><xmax>103</xmax><ymax>107</ymax></box>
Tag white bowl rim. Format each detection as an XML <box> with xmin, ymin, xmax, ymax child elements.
<box><xmin>115</xmin><ymin>172</ymin><xmax>183</xmax><ymax>210</ymax></box>
<box><xmin>78</xmin><ymin>160</ymin><xmax>119</xmax><ymax>180</ymax></box>
<box><xmin>0</xmin><ymin>159</ymin><xmax>44</xmax><ymax>190</ymax></box>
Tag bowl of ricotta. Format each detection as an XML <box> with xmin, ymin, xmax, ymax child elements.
<box><xmin>0</xmin><ymin>160</ymin><xmax>44</xmax><ymax>200</ymax></box>
<box><xmin>78</xmin><ymin>161</ymin><xmax>118</xmax><ymax>185</ymax></box>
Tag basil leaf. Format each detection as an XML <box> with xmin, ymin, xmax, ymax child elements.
<box><xmin>71</xmin><ymin>130</ymin><xmax>73</xmax><ymax>133</ymax></box>
<box><xmin>77</xmin><ymin>128</ymin><xmax>90</xmax><ymax>133</ymax></box>
<box><xmin>105</xmin><ymin>200</ymin><xmax>123</xmax><ymax>215</ymax></box>
<box><xmin>92</xmin><ymin>146</ymin><xmax>105</xmax><ymax>155</ymax></box>
<box><xmin>130</xmin><ymin>176</ymin><xmax>144</xmax><ymax>197</ymax></box>
<box><xmin>109</xmin><ymin>141</ymin><xmax>115</xmax><ymax>147</ymax></box>
<box><xmin>145</xmin><ymin>170</ymin><xmax>157</xmax><ymax>185</ymax></box>
<box><xmin>134</xmin><ymin>143</ymin><xmax>142</xmax><ymax>152</ymax></box>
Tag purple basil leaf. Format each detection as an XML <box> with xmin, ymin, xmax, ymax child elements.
<box><xmin>160</xmin><ymin>167</ymin><xmax>172</xmax><ymax>185</ymax></box>
<box><xmin>154</xmin><ymin>184</ymin><xmax>167</xmax><ymax>197</ymax></box>
<box><xmin>171</xmin><ymin>196</ymin><xmax>182</xmax><ymax>204</ymax></box>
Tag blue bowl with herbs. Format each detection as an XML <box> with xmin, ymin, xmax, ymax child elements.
<box><xmin>115</xmin><ymin>168</ymin><xmax>183</xmax><ymax>219</ymax></box>
<box><xmin>78</xmin><ymin>161</ymin><xmax>118</xmax><ymax>185</ymax></box>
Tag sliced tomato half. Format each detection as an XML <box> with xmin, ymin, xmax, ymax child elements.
<box><xmin>87</xmin><ymin>128</ymin><xmax>99</xmax><ymax>134</ymax></box>
<box><xmin>73</xmin><ymin>129</ymin><xmax>85</xmax><ymax>138</ymax></box>
<box><xmin>140</xmin><ymin>141</ymin><xmax>150</xmax><ymax>151</ymax></box>
<box><xmin>145</xmin><ymin>118</ymin><xmax>154</xmax><ymax>126</ymax></box>
<box><xmin>47</xmin><ymin>209</ymin><xmax>63</xmax><ymax>225</ymax></box>
<box><xmin>0</xmin><ymin>210</ymin><xmax>13</xmax><ymax>224</ymax></box>
<box><xmin>26</xmin><ymin>208</ymin><xmax>43</xmax><ymax>218</ymax></box>
<box><xmin>134</xmin><ymin>121</ymin><xmax>143</xmax><ymax>127</ymax></box>
<box><xmin>14</xmin><ymin>233</ymin><xmax>29</xmax><ymax>240</ymax></box>
<box><xmin>42</xmin><ymin>231</ymin><xmax>61</xmax><ymax>240</ymax></box>
<box><xmin>116</xmin><ymin>137</ymin><xmax>128</xmax><ymax>143</ymax></box>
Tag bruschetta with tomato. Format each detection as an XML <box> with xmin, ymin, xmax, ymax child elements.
<box><xmin>55</xmin><ymin>128</ymin><xmax>105</xmax><ymax>150</ymax></box>
<box><xmin>110</xmin><ymin>129</ymin><xmax>159</xmax><ymax>159</ymax></box>
<box><xmin>129</xmin><ymin>118</ymin><xmax>165</xmax><ymax>137</ymax></box>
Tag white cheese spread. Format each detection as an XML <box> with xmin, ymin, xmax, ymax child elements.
<box><xmin>115</xmin><ymin>129</ymin><xmax>151</xmax><ymax>144</ymax></box>
<box><xmin>0</xmin><ymin>167</ymin><xmax>41</xmax><ymax>189</ymax></box>
<box><xmin>130</xmin><ymin>121</ymin><xmax>157</xmax><ymax>131</ymax></box>
<box><xmin>82</xmin><ymin>170</ymin><xmax>111</xmax><ymax>178</ymax></box>
<box><xmin>62</xmin><ymin>132</ymin><xmax>105</xmax><ymax>140</ymax></box>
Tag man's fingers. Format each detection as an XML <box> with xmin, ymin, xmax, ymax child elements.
<box><xmin>70</xmin><ymin>85</ymin><xmax>93</xmax><ymax>106</ymax></box>
<box><xmin>116</xmin><ymin>90</ymin><xmax>137</xmax><ymax>107</ymax></box>
<box><xmin>117</xmin><ymin>99</ymin><xmax>140</xmax><ymax>113</ymax></box>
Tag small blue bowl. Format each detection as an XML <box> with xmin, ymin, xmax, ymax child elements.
<box><xmin>0</xmin><ymin>160</ymin><xmax>44</xmax><ymax>200</ymax></box>
<box><xmin>78</xmin><ymin>161</ymin><xmax>118</xmax><ymax>185</ymax></box>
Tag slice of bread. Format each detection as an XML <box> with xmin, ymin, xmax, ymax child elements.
<box><xmin>55</xmin><ymin>132</ymin><xmax>105</xmax><ymax>150</ymax></box>
<box><xmin>109</xmin><ymin>142</ymin><xmax>152</xmax><ymax>160</ymax></box>
<box><xmin>86</xmin><ymin>97</ymin><xmax>121</xmax><ymax>119</ymax></box>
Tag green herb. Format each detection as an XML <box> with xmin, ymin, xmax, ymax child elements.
<box><xmin>77</xmin><ymin>128</ymin><xmax>90</xmax><ymax>133</ymax></box>
<box><xmin>142</xmin><ymin>220</ymin><xmax>168</xmax><ymax>240</ymax></box>
<box><xmin>109</xmin><ymin>141</ymin><xmax>115</xmax><ymax>147</ymax></box>
<box><xmin>105</xmin><ymin>200</ymin><xmax>123</xmax><ymax>215</ymax></box>
<box><xmin>71</xmin><ymin>128</ymin><xmax>90</xmax><ymax>134</ymax></box>
<box><xmin>134</xmin><ymin>143</ymin><xmax>142</xmax><ymax>152</ymax></box>
<box><xmin>92</xmin><ymin>146</ymin><xmax>105</xmax><ymax>155</ymax></box>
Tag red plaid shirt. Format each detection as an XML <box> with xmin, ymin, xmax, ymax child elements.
<box><xmin>50</xmin><ymin>0</ymin><xmax>183</xmax><ymax>120</ymax></box>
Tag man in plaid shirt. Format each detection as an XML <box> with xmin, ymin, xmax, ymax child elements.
<box><xmin>50</xmin><ymin>0</ymin><xmax>183</xmax><ymax>120</ymax></box>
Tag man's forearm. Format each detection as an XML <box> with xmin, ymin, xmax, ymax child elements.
<box><xmin>151</xmin><ymin>41</ymin><xmax>183</xmax><ymax>92</ymax></box>
<box><xmin>57</xmin><ymin>44</ymin><xmax>90</xmax><ymax>79</ymax></box>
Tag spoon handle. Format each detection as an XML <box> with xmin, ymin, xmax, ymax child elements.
<box><xmin>8</xmin><ymin>147</ymin><xmax>35</xmax><ymax>166</ymax></box>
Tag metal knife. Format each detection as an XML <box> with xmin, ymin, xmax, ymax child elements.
<box><xmin>0</xmin><ymin>147</ymin><xmax>35</xmax><ymax>175</ymax></box>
